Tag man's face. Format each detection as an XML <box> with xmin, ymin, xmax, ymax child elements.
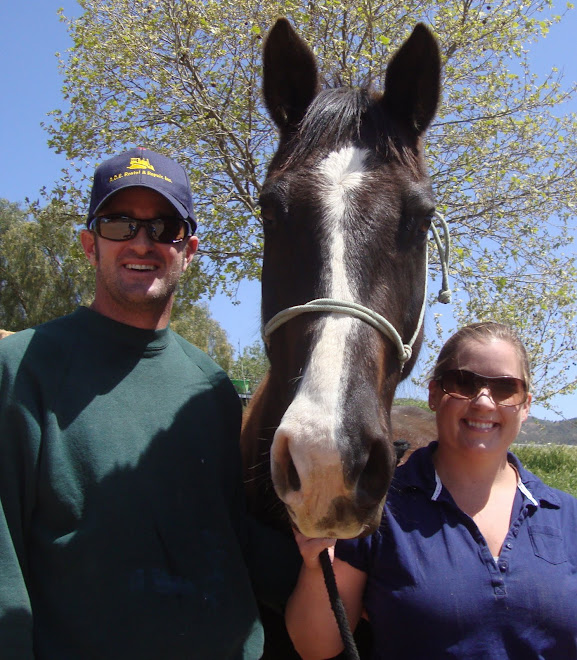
<box><xmin>80</xmin><ymin>186</ymin><xmax>198</xmax><ymax>327</ymax></box>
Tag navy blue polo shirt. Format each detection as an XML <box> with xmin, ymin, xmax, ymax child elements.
<box><xmin>336</xmin><ymin>442</ymin><xmax>577</xmax><ymax>659</ymax></box>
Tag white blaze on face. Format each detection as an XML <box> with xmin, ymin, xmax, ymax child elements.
<box><xmin>274</xmin><ymin>146</ymin><xmax>368</xmax><ymax>483</ymax></box>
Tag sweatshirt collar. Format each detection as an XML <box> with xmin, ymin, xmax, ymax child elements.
<box><xmin>75</xmin><ymin>306</ymin><xmax>171</xmax><ymax>353</ymax></box>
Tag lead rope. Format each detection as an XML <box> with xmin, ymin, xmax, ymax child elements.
<box><xmin>319</xmin><ymin>548</ymin><xmax>360</xmax><ymax>660</ymax></box>
<box><xmin>318</xmin><ymin>441</ymin><xmax>410</xmax><ymax>660</ymax></box>
<box><xmin>430</xmin><ymin>211</ymin><xmax>452</xmax><ymax>305</ymax></box>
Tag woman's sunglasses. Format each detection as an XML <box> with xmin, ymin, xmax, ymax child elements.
<box><xmin>436</xmin><ymin>369</ymin><xmax>528</xmax><ymax>407</ymax></box>
<box><xmin>89</xmin><ymin>214</ymin><xmax>193</xmax><ymax>244</ymax></box>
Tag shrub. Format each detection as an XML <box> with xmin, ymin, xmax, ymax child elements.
<box><xmin>512</xmin><ymin>444</ymin><xmax>577</xmax><ymax>497</ymax></box>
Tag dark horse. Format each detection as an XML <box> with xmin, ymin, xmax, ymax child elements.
<box><xmin>241</xmin><ymin>17</ymin><xmax>442</xmax><ymax>657</ymax></box>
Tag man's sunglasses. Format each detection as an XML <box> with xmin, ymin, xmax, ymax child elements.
<box><xmin>89</xmin><ymin>214</ymin><xmax>193</xmax><ymax>244</ymax></box>
<box><xmin>436</xmin><ymin>369</ymin><xmax>528</xmax><ymax>407</ymax></box>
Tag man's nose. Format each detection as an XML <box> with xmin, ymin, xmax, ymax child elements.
<box><xmin>130</xmin><ymin>225</ymin><xmax>154</xmax><ymax>249</ymax></box>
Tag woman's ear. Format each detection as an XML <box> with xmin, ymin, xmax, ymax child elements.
<box><xmin>428</xmin><ymin>379</ymin><xmax>441</xmax><ymax>412</ymax></box>
<box><xmin>520</xmin><ymin>392</ymin><xmax>532</xmax><ymax>423</ymax></box>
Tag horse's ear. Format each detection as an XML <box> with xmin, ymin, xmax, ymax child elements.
<box><xmin>263</xmin><ymin>18</ymin><xmax>320</xmax><ymax>133</ymax></box>
<box><xmin>382</xmin><ymin>23</ymin><xmax>441</xmax><ymax>136</ymax></box>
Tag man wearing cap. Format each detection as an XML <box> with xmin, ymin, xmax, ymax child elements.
<box><xmin>0</xmin><ymin>148</ymin><xmax>299</xmax><ymax>659</ymax></box>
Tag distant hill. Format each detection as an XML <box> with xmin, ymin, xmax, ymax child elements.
<box><xmin>392</xmin><ymin>400</ymin><xmax>577</xmax><ymax>446</ymax></box>
<box><xmin>517</xmin><ymin>416</ymin><xmax>577</xmax><ymax>446</ymax></box>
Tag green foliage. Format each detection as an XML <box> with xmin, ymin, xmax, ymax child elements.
<box><xmin>0</xmin><ymin>197</ymin><xmax>93</xmax><ymax>330</ymax></box>
<box><xmin>38</xmin><ymin>0</ymin><xmax>577</xmax><ymax>408</ymax></box>
<box><xmin>229</xmin><ymin>339</ymin><xmax>269</xmax><ymax>391</ymax></box>
<box><xmin>168</xmin><ymin>301</ymin><xmax>234</xmax><ymax>371</ymax></box>
<box><xmin>513</xmin><ymin>443</ymin><xmax>577</xmax><ymax>496</ymax></box>
<box><xmin>393</xmin><ymin>397</ymin><xmax>430</xmax><ymax>410</ymax></box>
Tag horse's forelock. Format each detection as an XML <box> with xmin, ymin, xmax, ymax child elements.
<box><xmin>273</xmin><ymin>87</ymin><xmax>423</xmax><ymax>175</ymax></box>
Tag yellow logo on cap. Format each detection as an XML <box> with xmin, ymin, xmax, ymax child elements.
<box><xmin>127</xmin><ymin>157</ymin><xmax>155</xmax><ymax>171</ymax></box>
<box><xmin>108</xmin><ymin>155</ymin><xmax>173</xmax><ymax>184</ymax></box>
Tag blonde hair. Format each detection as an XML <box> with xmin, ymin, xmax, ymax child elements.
<box><xmin>431</xmin><ymin>322</ymin><xmax>531</xmax><ymax>389</ymax></box>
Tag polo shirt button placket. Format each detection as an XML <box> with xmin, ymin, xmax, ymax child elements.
<box><xmin>491</xmin><ymin>577</ymin><xmax>507</xmax><ymax>597</ymax></box>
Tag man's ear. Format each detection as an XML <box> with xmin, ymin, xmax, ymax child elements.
<box><xmin>80</xmin><ymin>229</ymin><xmax>97</xmax><ymax>266</ymax></box>
<box><xmin>182</xmin><ymin>235</ymin><xmax>199</xmax><ymax>272</ymax></box>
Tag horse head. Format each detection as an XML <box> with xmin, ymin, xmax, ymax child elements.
<box><xmin>242</xmin><ymin>18</ymin><xmax>441</xmax><ymax>538</ymax></box>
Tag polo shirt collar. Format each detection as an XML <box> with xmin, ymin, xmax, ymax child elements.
<box><xmin>508</xmin><ymin>451</ymin><xmax>561</xmax><ymax>508</ymax></box>
<box><xmin>395</xmin><ymin>441</ymin><xmax>561</xmax><ymax>510</ymax></box>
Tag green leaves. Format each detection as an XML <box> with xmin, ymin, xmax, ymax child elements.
<box><xmin>0</xmin><ymin>197</ymin><xmax>93</xmax><ymax>330</ymax></box>
<box><xmin>170</xmin><ymin>301</ymin><xmax>234</xmax><ymax>370</ymax></box>
<box><xmin>229</xmin><ymin>340</ymin><xmax>269</xmax><ymax>391</ymax></box>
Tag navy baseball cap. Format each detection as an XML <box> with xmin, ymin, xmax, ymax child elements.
<box><xmin>87</xmin><ymin>147</ymin><xmax>196</xmax><ymax>233</ymax></box>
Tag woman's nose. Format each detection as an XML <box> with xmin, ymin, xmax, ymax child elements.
<box><xmin>471</xmin><ymin>387</ymin><xmax>496</xmax><ymax>407</ymax></box>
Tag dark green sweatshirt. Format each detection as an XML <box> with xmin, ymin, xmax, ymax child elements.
<box><xmin>0</xmin><ymin>307</ymin><xmax>298</xmax><ymax>659</ymax></box>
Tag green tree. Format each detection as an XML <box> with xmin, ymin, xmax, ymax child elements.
<box><xmin>230</xmin><ymin>340</ymin><xmax>269</xmax><ymax>392</ymax></box>
<box><xmin>170</xmin><ymin>300</ymin><xmax>235</xmax><ymax>371</ymax></box>
<box><xmin>45</xmin><ymin>0</ymin><xmax>577</xmax><ymax>407</ymax></box>
<box><xmin>0</xmin><ymin>197</ymin><xmax>92</xmax><ymax>330</ymax></box>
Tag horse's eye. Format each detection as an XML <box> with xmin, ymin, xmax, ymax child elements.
<box><xmin>258</xmin><ymin>205</ymin><xmax>277</xmax><ymax>230</ymax></box>
<box><xmin>418</xmin><ymin>211</ymin><xmax>435</xmax><ymax>234</ymax></box>
<box><xmin>259</xmin><ymin>182</ymin><xmax>288</xmax><ymax>231</ymax></box>
<box><xmin>404</xmin><ymin>211</ymin><xmax>433</xmax><ymax>239</ymax></box>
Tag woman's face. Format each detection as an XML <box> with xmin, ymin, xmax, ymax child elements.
<box><xmin>428</xmin><ymin>338</ymin><xmax>532</xmax><ymax>458</ymax></box>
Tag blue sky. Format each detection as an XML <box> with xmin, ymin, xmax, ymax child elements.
<box><xmin>1</xmin><ymin>1</ymin><xmax>576</xmax><ymax>420</ymax></box>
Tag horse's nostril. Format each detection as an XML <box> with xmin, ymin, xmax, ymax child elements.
<box><xmin>287</xmin><ymin>456</ymin><xmax>301</xmax><ymax>492</ymax></box>
<box><xmin>356</xmin><ymin>441</ymin><xmax>393</xmax><ymax>506</ymax></box>
<box><xmin>271</xmin><ymin>431</ymin><xmax>302</xmax><ymax>496</ymax></box>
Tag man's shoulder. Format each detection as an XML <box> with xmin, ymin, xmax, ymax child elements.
<box><xmin>0</xmin><ymin>313</ymin><xmax>80</xmax><ymax>369</ymax></box>
<box><xmin>170</xmin><ymin>331</ymin><xmax>226</xmax><ymax>373</ymax></box>
<box><xmin>169</xmin><ymin>331</ymin><xmax>242</xmax><ymax>415</ymax></box>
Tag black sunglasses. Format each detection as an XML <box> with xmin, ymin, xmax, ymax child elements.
<box><xmin>89</xmin><ymin>214</ymin><xmax>192</xmax><ymax>244</ymax></box>
<box><xmin>436</xmin><ymin>369</ymin><xmax>528</xmax><ymax>407</ymax></box>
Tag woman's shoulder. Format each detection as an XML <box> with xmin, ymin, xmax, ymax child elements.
<box><xmin>510</xmin><ymin>452</ymin><xmax>577</xmax><ymax>516</ymax></box>
<box><xmin>392</xmin><ymin>441</ymin><xmax>438</xmax><ymax>492</ymax></box>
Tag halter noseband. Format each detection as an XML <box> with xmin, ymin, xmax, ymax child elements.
<box><xmin>263</xmin><ymin>212</ymin><xmax>452</xmax><ymax>368</ymax></box>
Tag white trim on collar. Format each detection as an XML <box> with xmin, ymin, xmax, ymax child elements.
<box><xmin>518</xmin><ymin>479</ymin><xmax>539</xmax><ymax>506</ymax></box>
<box><xmin>432</xmin><ymin>470</ymin><xmax>443</xmax><ymax>501</ymax></box>
<box><xmin>512</xmin><ymin>462</ymin><xmax>539</xmax><ymax>506</ymax></box>
<box><xmin>431</xmin><ymin>465</ymin><xmax>539</xmax><ymax>506</ymax></box>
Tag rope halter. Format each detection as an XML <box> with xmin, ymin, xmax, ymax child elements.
<box><xmin>263</xmin><ymin>211</ymin><xmax>452</xmax><ymax>368</ymax></box>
